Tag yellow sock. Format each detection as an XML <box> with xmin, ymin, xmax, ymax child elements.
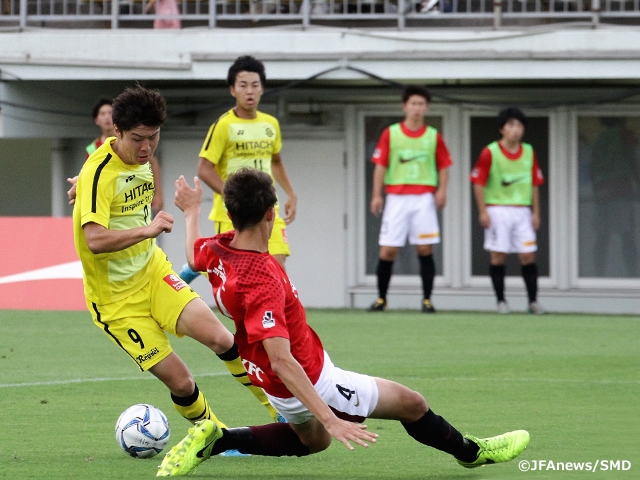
<box><xmin>172</xmin><ymin>385</ymin><xmax>227</xmax><ymax>429</ymax></box>
<box><xmin>218</xmin><ymin>344</ymin><xmax>280</xmax><ymax>422</ymax></box>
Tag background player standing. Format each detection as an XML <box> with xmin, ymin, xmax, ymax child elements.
<box><xmin>368</xmin><ymin>85</ymin><xmax>452</xmax><ymax>313</ymax></box>
<box><xmin>73</xmin><ymin>85</ymin><xmax>280</xmax><ymax>438</ymax></box>
<box><xmin>178</xmin><ymin>55</ymin><xmax>297</xmax><ymax>283</ymax></box>
<box><xmin>470</xmin><ymin>107</ymin><xmax>546</xmax><ymax>314</ymax></box>
<box><xmin>159</xmin><ymin>167</ymin><xmax>530</xmax><ymax>477</ymax></box>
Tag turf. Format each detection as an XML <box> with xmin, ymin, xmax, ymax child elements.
<box><xmin>0</xmin><ymin>309</ymin><xmax>638</xmax><ymax>479</ymax></box>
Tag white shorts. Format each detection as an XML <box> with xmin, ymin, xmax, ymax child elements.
<box><xmin>266</xmin><ymin>351</ymin><xmax>379</xmax><ymax>425</ymax></box>
<box><xmin>484</xmin><ymin>205</ymin><xmax>537</xmax><ymax>254</ymax></box>
<box><xmin>379</xmin><ymin>193</ymin><xmax>440</xmax><ymax>247</ymax></box>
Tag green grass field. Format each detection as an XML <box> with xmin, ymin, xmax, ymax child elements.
<box><xmin>0</xmin><ymin>309</ymin><xmax>638</xmax><ymax>479</ymax></box>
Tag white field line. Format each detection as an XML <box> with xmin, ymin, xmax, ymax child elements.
<box><xmin>1</xmin><ymin>373</ymin><xmax>638</xmax><ymax>389</ymax></box>
<box><xmin>416</xmin><ymin>377</ymin><xmax>640</xmax><ymax>385</ymax></box>
<box><xmin>0</xmin><ymin>371</ymin><xmax>227</xmax><ymax>388</ymax></box>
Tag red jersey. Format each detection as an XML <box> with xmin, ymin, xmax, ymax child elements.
<box><xmin>193</xmin><ymin>232</ymin><xmax>325</xmax><ymax>398</ymax></box>
<box><xmin>371</xmin><ymin>122</ymin><xmax>453</xmax><ymax>195</ymax></box>
<box><xmin>470</xmin><ymin>142</ymin><xmax>545</xmax><ymax>191</ymax></box>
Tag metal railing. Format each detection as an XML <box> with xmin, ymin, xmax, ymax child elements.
<box><xmin>0</xmin><ymin>0</ymin><xmax>637</xmax><ymax>29</ymax></box>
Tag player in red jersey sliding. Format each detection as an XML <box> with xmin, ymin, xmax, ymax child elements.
<box><xmin>157</xmin><ymin>168</ymin><xmax>530</xmax><ymax>477</ymax></box>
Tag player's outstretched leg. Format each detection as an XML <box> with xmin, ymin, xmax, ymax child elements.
<box><xmin>159</xmin><ymin>420</ymin><xmax>311</xmax><ymax>476</ymax></box>
<box><xmin>177</xmin><ymin>263</ymin><xmax>199</xmax><ymax>284</ymax></box>
<box><xmin>456</xmin><ymin>430</ymin><xmax>530</xmax><ymax>468</ymax></box>
<box><xmin>217</xmin><ymin>343</ymin><xmax>285</xmax><ymax>423</ymax></box>
<box><xmin>157</xmin><ymin>420</ymin><xmax>222</xmax><ymax>477</ymax></box>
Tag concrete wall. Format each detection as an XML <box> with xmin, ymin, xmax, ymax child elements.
<box><xmin>157</xmin><ymin>132</ymin><xmax>347</xmax><ymax>308</ymax></box>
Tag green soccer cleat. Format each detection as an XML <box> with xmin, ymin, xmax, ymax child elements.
<box><xmin>157</xmin><ymin>419</ymin><xmax>222</xmax><ymax>477</ymax></box>
<box><xmin>457</xmin><ymin>430</ymin><xmax>530</xmax><ymax>469</ymax></box>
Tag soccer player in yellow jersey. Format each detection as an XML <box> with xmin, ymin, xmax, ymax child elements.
<box><xmin>178</xmin><ymin>55</ymin><xmax>297</xmax><ymax>282</ymax></box>
<box><xmin>73</xmin><ymin>85</ymin><xmax>282</xmax><ymax>439</ymax></box>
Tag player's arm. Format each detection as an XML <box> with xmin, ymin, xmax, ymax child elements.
<box><xmin>434</xmin><ymin>133</ymin><xmax>453</xmax><ymax>209</ymax></box>
<box><xmin>262</xmin><ymin>336</ymin><xmax>377</xmax><ymax>450</ymax></box>
<box><xmin>370</xmin><ymin>129</ymin><xmax>390</xmax><ymax>217</ymax></box>
<box><xmin>531</xmin><ymin>186</ymin><xmax>540</xmax><ymax>231</ymax></box>
<box><xmin>473</xmin><ymin>184</ymin><xmax>490</xmax><ymax>229</ymax></box>
<box><xmin>370</xmin><ymin>164</ymin><xmax>386</xmax><ymax>217</ymax></box>
<box><xmin>83</xmin><ymin>213</ymin><xmax>173</xmax><ymax>254</ymax></box>
<box><xmin>197</xmin><ymin>157</ymin><xmax>224</xmax><ymax>194</ymax></box>
<box><xmin>435</xmin><ymin>167</ymin><xmax>449</xmax><ymax>209</ymax></box>
<box><xmin>270</xmin><ymin>153</ymin><xmax>297</xmax><ymax>225</ymax></box>
<box><xmin>149</xmin><ymin>155</ymin><xmax>163</xmax><ymax>213</ymax></box>
<box><xmin>471</xmin><ymin>148</ymin><xmax>492</xmax><ymax>229</ymax></box>
<box><xmin>174</xmin><ymin>175</ymin><xmax>203</xmax><ymax>270</ymax></box>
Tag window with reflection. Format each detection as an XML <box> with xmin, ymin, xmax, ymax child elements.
<box><xmin>577</xmin><ymin>116</ymin><xmax>640</xmax><ymax>278</ymax></box>
<box><xmin>364</xmin><ymin>115</ymin><xmax>444</xmax><ymax>276</ymax></box>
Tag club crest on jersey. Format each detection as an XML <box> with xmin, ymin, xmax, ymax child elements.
<box><xmin>262</xmin><ymin>311</ymin><xmax>276</xmax><ymax>329</ymax></box>
<box><xmin>163</xmin><ymin>274</ymin><xmax>189</xmax><ymax>292</ymax></box>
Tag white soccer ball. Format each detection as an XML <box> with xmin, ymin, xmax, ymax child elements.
<box><xmin>115</xmin><ymin>404</ymin><xmax>170</xmax><ymax>458</ymax></box>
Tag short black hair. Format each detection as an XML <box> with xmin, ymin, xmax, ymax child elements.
<box><xmin>402</xmin><ymin>85</ymin><xmax>432</xmax><ymax>104</ymax></box>
<box><xmin>91</xmin><ymin>97</ymin><xmax>113</xmax><ymax>119</ymax></box>
<box><xmin>224</xmin><ymin>167</ymin><xmax>277</xmax><ymax>232</ymax></box>
<box><xmin>111</xmin><ymin>84</ymin><xmax>166</xmax><ymax>133</ymax></box>
<box><xmin>227</xmin><ymin>55</ymin><xmax>266</xmax><ymax>87</ymax></box>
<box><xmin>497</xmin><ymin>107</ymin><xmax>527</xmax><ymax>130</ymax></box>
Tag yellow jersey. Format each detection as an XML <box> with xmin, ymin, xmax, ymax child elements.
<box><xmin>199</xmin><ymin>108</ymin><xmax>282</xmax><ymax>222</ymax></box>
<box><xmin>73</xmin><ymin>137</ymin><xmax>158</xmax><ymax>304</ymax></box>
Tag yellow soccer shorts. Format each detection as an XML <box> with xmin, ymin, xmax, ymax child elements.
<box><xmin>214</xmin><ymin>216</ymin><xmax>290</xmax><ymax>256</ymax></box>
<box><xmin>88</xmin><ymin>252</ymin><xmax>200</xmax><ymax>372</ymax></box>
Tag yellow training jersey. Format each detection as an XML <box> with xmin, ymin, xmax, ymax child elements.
<box><xmin>199</xmin><ymin>108</ymin><xmax>282</xmax><ymax>222</ymax></box>
<box><xmin>73</xmin><ymin>137</ymin><xmax>158</xmax><ymax>304</ymax></box>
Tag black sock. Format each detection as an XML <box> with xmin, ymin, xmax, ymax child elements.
<box><xmin>402</xmin><ymin>410</ymin><xmax>478</xmax><ymax>462</ymax></box>
<box><xmin>489</xmin><ymin>264</ymin><xmax>506</xmax><ymax>303</ymax></box>
<box><xmin>170</xmin><ymin>384</ymin><xmax>199</xmax><ymax>407</ymax></box>
<box><xmin>211</xmin><ymin>424</ymin><xmax>309</xmax><ymax>457</ymax></box>
<box><xmin>418</xmin><ymin>254</ymin><xmax>435</xmax><ymax>300</ymax></box>
<box><xmin>521</xmin><ymin>263</ymin><xmax>538</xmax><ymax>303</ymax></box>
<box><xmin>376</xmin><ymin>259</ymin><xmax>394</xmax><ymax>301</ymax></box>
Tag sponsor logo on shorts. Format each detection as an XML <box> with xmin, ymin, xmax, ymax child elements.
<box><xmin>417</xmin><ymin>232</ymin><xmax>440</xmax><ymax>239</ymax></box>
<box><xmin>523</xmin><ymin>240</ymin><xmax>537</xmax><ymax>247</ymax></box>
<box><xmin>262</xmin><ymin>311</ymin><xmax>276</xmax><ymax>328</ymax></box>
<box><xmin>336</xmin><ymin>384</ymin><xmax>359</xmax><ymax>406</ymax></box>
<box><xmin>136</xmin><ymin>347</ymin><xmax>159</xmax><ymax>364</ymax></box>
<box><xmin>164</xmin><ymin>274</ymin><xmax>189</xmax><ymax>291</ymax></box>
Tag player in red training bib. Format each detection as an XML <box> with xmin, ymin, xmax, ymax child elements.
<box><xmin>159</xmin><ymin>167</ymin><xmax>530</xmax><ymax>477</ymax></box>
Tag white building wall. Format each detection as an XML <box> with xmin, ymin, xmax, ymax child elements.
<box><xmin>1</xmin><ymin>26</ymin><xmax>639</xmax><ymax>313</ymax></box>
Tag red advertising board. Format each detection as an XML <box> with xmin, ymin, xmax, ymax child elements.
<box><xmin>0</xmin><ymin>217</ymin><xmax>85</xmax><ymax>310</ymax></box>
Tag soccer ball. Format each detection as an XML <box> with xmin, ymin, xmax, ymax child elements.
<box><xmin>115</xmin><ymin>404</ymin><xmax>170</xmax><ymax>458</ymax></box>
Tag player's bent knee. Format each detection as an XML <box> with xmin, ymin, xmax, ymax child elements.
<box><xmin>305</xmin><ymin>435</ymin><xmax>332</xmax><ymax>454</ymax></box>
<box><xmin>171</xmin><ymin>377</ymin><xmax>196</xmax><ymax>398</ymax></box>
<box><xmin>405</xmin><ymin>390</ymin><xmax>428</xmax><ymax>419</ymax></box>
